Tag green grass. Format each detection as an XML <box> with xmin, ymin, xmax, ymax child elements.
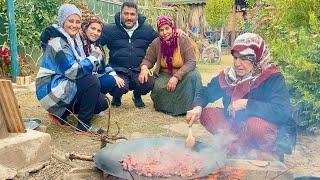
<box><xmin>15</xmin><ymin>55</ymin><xmax>232</xmax><ymax>154</ymax></box>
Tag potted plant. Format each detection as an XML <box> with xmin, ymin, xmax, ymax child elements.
<box><xmin>16</xmin><ymin>55</ymin><xmax>33</xmax><ymax>85</ymax></box>
<box><xmin>0</xmin><ymin>43</ymin><xmax>33</xmax><ymax>85</ymax></box>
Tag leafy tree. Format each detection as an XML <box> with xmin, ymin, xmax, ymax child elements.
<box><xmin>136</xmin><ymin>0</ymin><xmax>175</xmax><ymax>29</ymax></box>
<box><xmin>254</xmin><ymin>0</ymin><xmax>320</xmax><ymax>132</ymax></box>
<box><xmin>1</xmin><ymin>0</ymin><xmax>64</xmax><ymax>49</ymax></box>
<box><xmin>204</xmin><ymin>0</ymin><xmax>234</xmax><ymax>28</ymax></box>
<box><xmin>0</xmin><ymin>0</ymin><xmax>82</xmax><ymax>68</ymax></box>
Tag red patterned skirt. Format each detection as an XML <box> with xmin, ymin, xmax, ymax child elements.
<box><xmin>200</xmin><ymin>107</ymin><xmax>279</xmax><ymax>160</ymax></box>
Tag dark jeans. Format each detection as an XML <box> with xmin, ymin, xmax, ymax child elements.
<box><xmin>69</xmin><ymin>75</ymin><xmax>108</xmax><ymax>131</ymax></box>
<box><xmin>99</xmin><ymin>74</ymin><xmax>117</xmax><ymax>94</ymax></box>
<box><xmin>110</xmin><ymin>71</ymin><xmax>154</xmax><ymax>98</ymax></box>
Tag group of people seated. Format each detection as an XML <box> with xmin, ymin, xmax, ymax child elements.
<box><xmin>35</xmin><ymin>2</ymin><xmax>295</xmax><ymax>160</ymax></box>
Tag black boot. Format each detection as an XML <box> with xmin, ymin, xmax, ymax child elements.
<box><xmin>132</xmin><ymin>92</ymin><xmax>145</xmax><ymax>109</ymax></box>
<box><xmin>111</xmin><ymin>97</ymin><xmax>121</xmax><ymax>107</ymax></box>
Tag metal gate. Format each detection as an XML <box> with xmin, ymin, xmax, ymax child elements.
<box><xmin>84</xmin><ymin>0</ymin><xmax>122</xmax><ymax>23</ymax></box>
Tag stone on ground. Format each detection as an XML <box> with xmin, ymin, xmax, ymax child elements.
<box><xmin>0</xmin><ymin>129</ymin><xmax>51</xmax><ymax>171</ymax></box>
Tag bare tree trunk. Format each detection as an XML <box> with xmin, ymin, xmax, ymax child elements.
<box><xmin>231</xmin><ymin>2</ymin><xmax>236</xmax><ymax>46</ymax></box>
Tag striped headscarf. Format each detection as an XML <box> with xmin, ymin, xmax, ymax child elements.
<box><xmin>157</xmin><ymin>16</ymin><xmax>178</xmax><ymax>74</ymax></box>
<box><xmin>231</xmin><ymin>33</ymin><xmax>271</xmax><ymax>69</ymax></box>
<box><xmin>225</xmin><ymin>33</ymin><xmax>274</xmax><ymax>86</ymax></box>
<box><xmin>219</xmin><ymin>33</ymin><xmax>279</xmax><ymax>101</ymax></box>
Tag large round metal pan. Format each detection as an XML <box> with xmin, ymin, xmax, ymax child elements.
<box><xmin>94</xmin><ymin>136</ymin><xmax>226</xmax><ymax>179</ymax></box>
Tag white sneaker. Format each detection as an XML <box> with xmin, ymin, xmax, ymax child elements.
<box><xmin>97</xmin><ymin>111</ymin><xmax>105</xmax><ymax>117</ymax></box>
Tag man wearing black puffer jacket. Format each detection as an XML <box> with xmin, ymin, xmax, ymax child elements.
<box><xmin>99</xmin><ymin>2</ymin><xmax>157</xmax><ymax>109</ymax></box>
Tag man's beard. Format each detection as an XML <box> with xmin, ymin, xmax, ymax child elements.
<box><xmin>121</xmin><ymin>20</ymin><xmax>135</xmax><ymax>29</ymax></box>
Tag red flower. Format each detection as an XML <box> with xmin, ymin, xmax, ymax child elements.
<box><xmin>4</xmin><ymin>59</ymin><xmax>11</xmax><ymax>66</ymax></box>
<box><xmin>0</xmin><ymin>48</ymin><xmax>10</xmax><ymax>58</ymax></box>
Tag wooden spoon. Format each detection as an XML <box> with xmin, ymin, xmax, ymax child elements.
<box><xmin>185</xmin><ymin>127</ymin><xmax>196</xmax><ymax>148</ymax></box>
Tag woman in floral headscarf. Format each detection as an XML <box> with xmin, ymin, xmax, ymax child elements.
<box><xmin>185</xmin><ymin>33</ymin><xmax>295</xmax><ymax>160</ymax></box>
<box><xmin>80</xmin><ymin>15</ymin><xmax>124</xmax><ymax>94</ymax></box>
<box><xmin>139</xmin><ymin>16</ymin><xmax>202</xmax><ymax>116</ymax></box>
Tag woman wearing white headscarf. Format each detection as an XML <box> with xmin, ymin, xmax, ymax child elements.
<box><xmin>186</xmin><ymin>33</ymin><xmax>294</xmax><ymax>160</ymax></box>
<box><xmin>36</xmin><ymin>4</ymin><xmax>107</xmax><ymax>134</ymax></box>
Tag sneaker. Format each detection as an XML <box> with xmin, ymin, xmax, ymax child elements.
<box><xmin>88</xmin><ymin>125</ymin><xmax>106</xmax><ymax>134</ymax></box>
<box><xmin>75</xmin><ymin>125</ymin><xmax>106</xmax><ymax>136</ymax></box>
<box><xmin>96</xmin><ymin>111</ymin><xmax>105</xmax><ymax>117</ymax></box>
<box><xmin>132</xmin><ymin>95</ymin><xmax>146</xmax><ymax>109</ymax></box>
<box><xmin>111</xmin><ymin>97</ymin><xmax>121</xmax><ymax>107</ymax></box>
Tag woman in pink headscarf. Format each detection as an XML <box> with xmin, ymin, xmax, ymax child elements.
<box><xmin>185</xmin><ymin>33</ymin><xmax>295</xmax><ymax>160</ymax></box>
<box><xmin>139</xmin><ymin>16</ymin><xmax>202</xmax><ymax>116</ymax></box>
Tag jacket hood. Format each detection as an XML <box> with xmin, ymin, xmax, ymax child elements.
<box><xmin>40</xmin><ymin>25</ymin><xmax>66</xmax><ymax>51</ymax></box>
<box><xmin>114</xmin><ymin>12</ymin><xmax>146</xmax><ymax>28</ymax></box>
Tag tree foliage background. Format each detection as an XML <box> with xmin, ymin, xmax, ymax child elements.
<box><xmin>0</xmin><ymin>0</ymin><xmax>64</xmax><ymax>50</ymax></box>
<box><xmin>204</xmin><ymin>0</ymin><xmax>320</xmax><ymax>132</ymax></box>
<box><xmin>204</xmin><ymin>0</ymin><xmax>234</xmax><ymax>28</ymax></box>
<box><xmin>256</xmin><ymin>0</ymin><xmax>320</xmax><ymax>132</ymax></box>
<box><xmin>0</xmin><ymin>0</ymin><xmax>80</xmax><ymax>68</ymax></box>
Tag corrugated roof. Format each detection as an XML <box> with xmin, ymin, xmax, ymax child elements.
<box><xmin>162</xmin><ymin>0</ymin><xmax>206</xmax><ymax>5</ymax></box>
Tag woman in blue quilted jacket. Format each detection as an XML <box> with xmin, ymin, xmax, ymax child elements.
<box><xmin>36</xmin><ymin>4</ymin><xmax>107</xmax><ymax>135</ymax></box>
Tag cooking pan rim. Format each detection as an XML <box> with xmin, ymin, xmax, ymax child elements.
<box><xmin>94</xmin><ymin>136</ymin><xmax>226</xmax><ymax>179</ymax></box>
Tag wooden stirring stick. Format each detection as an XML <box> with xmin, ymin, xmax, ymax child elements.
<box><xmin>185</xmin><ymin>127</ymin><xmax>196</xmax><ymax>148</ymax></box>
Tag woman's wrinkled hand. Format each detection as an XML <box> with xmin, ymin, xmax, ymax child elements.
<box><xmin>114</xmin><ymin>75</ymin><xmax>125</xmax><ymax>88</ymax></box>
<box><xmin>227</xmin><ymin>99</ymin><xmax>248</xmax><ymax>118</ymax></box>
<box><xmin>166</xmin><ymin>76</ymin><xmax>178</xmax><ymax>92</ymax></box>
<box><xmin>138</xmin><ymin>65</ymin><xmax>149</xmax><ymax>84</ymax></box>
<box><xmin>185</xmin><ymin>106</ymin><xmax>202</xmax><ymax>127</ymax></box>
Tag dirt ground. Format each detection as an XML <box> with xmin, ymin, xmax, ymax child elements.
<box><xmin>13</xmin><ymin>56</ymin><xmax>320</xmax><ymax>179</ymax></box>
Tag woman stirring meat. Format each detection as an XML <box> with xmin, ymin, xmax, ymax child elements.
<box><xmin>185</xmin><ymin>33</ymin><xmax>295</xmax><ymax>160</ymax></box>
<box><xmin>139</xmin><ymin>16</ymin><xmax>202</xmax><ymax>116</ymax></box>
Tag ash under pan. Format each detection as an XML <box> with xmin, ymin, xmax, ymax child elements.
<box><xmin>94</xmin><ymin>136</ymin><xmax>226</xmax><ymax>180</ymax></box>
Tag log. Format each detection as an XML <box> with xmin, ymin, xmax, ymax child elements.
<box><xmin>52</xmin><ymin>153</ymin><xmax>79</xmax><ymax>168</ymax></box>
<box><xmin>0</xmin><ymin>105</ymin><xmax>9</xmax><ymax>138</ymax></box>
<box><xmin>0</xmin><ymin>80</ymin><xmax>26</xmax><ymax>133</ymax></box>
<box><xmin>67</xmin><ymin>153</ymin><xmax>94</xmax><ymax>162</ymax></box>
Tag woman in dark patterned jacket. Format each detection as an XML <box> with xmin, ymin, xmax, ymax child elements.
<box><xmin>185</xmin><ymin>33</ymin><xmax>294</xmax><ymax>160</ymax></box>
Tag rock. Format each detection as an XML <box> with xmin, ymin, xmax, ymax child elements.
<box><xmin>0</xmin><ymin>164</ymin><xmax>17</xmax><ymax>179</ymax></box>
<box><xmin>64</xmin><ymin>167</ymin><xmax>103</xmax><ymax>180</ymax></box>
<box><xmin>0</xmin><ymin>130</ymin><xmax>51</xmax><ymax>171</ymax></box>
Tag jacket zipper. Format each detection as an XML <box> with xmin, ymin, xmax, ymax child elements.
<box><xmin>129</xmin><ymin>38</ymin><xmax>133</xmax><ymax>69</ymax></box>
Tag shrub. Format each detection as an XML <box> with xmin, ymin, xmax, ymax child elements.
<box><xmin>255</xmin><ymin>0</ymin><xmax>320</xmax><ymax>132</ymax></box>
